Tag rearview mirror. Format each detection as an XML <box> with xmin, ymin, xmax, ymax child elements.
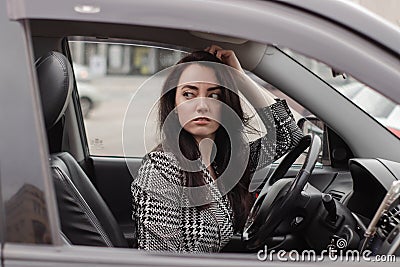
<box><xmin>297</xmin><ymin>117</ymin><xmax>323</xmax><ymax>137</ymax></box>
<box><xmin>297</xmin><ymin>117</ymin><xmax>330</xmax><ymax>165</ymax></box>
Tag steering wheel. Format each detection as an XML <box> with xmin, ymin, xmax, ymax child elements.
<box><xmin>242</xmin><ymin>134</ymin><xmax>322</xmax><ymax>250</ymax></box>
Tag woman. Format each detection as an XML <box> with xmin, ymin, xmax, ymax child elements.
<box><xmin>131</xmin><ymin>45</ymin><xmax>303</xmax><ymax>252</ymax></box>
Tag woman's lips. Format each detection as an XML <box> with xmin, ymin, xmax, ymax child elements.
<box><xmin>192</xmin><ymin>117</ymin><xmax>211</xmax><ymax>125</ymax></box>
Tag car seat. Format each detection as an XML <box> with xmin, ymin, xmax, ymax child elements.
<box><xmin>35</xmin><ymin>51</ymin><xmax>129</xmax><ymax>247</ymax></box>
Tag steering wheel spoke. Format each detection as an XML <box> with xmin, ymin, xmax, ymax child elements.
<box><xmin>242</xmin><ymin>134</ymin><xmax>322</xmax><ymax>250</ymax></box>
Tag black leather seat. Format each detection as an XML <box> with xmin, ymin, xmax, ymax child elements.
<box><xmin>36</xmin><ymin>51</ymin><xmax>128</xmax><ymax>247</ymax></box>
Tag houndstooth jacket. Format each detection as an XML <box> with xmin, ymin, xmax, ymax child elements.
<box><xmin>131</xmin><ymin>99</ymin><xmax>303</xmax><ymax>252</ymax></box>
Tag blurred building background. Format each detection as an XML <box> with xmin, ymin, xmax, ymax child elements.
<box><xmin>69</xmin><ymin>40</ymin><xmax>186</xmax><ymax>76</ymax></box>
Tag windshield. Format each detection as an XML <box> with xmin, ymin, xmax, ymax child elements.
<box><xmin>283</xmin><ymin>49</ymin><xmax>400</xmax><ymax>139</ymax></box>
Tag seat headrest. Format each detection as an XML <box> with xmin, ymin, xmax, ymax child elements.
<box><xmin>35</xmin><ymin>51</ymin><xmax>73</xmax><ymax>129</ymax></box>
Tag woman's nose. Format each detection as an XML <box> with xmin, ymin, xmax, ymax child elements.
<box><xmin>195</xmin><ymin>97</ymin><xmax>210</xmax><ymax>113</ymax></box>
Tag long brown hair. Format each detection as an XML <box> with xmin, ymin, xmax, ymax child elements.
<box><xmin>157</xmin><ymin>51</ymin><xmax>255</xmax><ymax>231</ymax></box>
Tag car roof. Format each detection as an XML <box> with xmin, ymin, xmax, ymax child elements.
<box><xmin>8</xmin><ymin>0</ymin><xmax>400</xmax><ymax>55</ymax></box>
<box><xmin>274</xmin><ymin>0</ymin><xmax>400</xmax><ymax>55</ymax></box>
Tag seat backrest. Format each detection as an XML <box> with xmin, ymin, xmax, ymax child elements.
<box><xmin>51</xmin><ymin>152</ymin><xmax>128</xmax><ymax>247</ymax></box>
<box><xmin>36</xmin><ymin>51</ymin><xmax>128</xmax><ymax>247</ymax></box>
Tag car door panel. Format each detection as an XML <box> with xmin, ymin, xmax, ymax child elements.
<box><xmin>90</xmin><ymin>157</ymin><xmax>141</xmax><ymax>245</ymax></box>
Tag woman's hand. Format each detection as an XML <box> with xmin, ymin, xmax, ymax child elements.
<box><xmin>205</xmin><ymin>45</ymin><xmax>245</xmax><ymax>74</ymax></box>
<box><xmin>206</xmin><ymin>45</ymin><xmax>275</xmax><ymax>107</ymax></box>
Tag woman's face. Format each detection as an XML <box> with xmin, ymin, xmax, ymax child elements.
<box><xmin>175</xmin><ymin>64</ymin><xmax>222</xmax><ymax>143</ymax></box>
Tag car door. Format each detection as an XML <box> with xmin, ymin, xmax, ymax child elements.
<box><xmin>0</xmin><ymin>0</ymin><xmax>60</xmax><ymax>261</ymax></box>
<box><xmin>3</xmin><ymin>0</ymin><xmax>400</xmax><ymax>266</ymax></box>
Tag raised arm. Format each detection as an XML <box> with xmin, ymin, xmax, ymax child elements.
<box><xmin>248</xmin><ymin>99</ymin><xmax>303</xmax><ymax>173</ymax></box>
<box><xmin>205</xmin><ymin>45</ymin><xmax>303</xmax><ymax>172</ymax></box>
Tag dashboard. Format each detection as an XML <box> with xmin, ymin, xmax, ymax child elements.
<box><xmin>348</xmin><ymin>158</ymin><xmax>400</xmax><ymax>256</ymax></box>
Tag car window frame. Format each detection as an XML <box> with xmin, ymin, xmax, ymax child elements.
<box><xmin>0</xmin><ymin>16</ymin><xmax>61</xmax><ymax>246</ymax></box>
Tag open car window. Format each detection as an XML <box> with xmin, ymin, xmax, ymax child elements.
<box><xmin>68</xmin><ymin>39</ymin><xmax>324</xmax><ymax>166</ymax></box>
<box><xmin>69</xmin><ymin>39</ymin><xmax>187</xmax><ymax>156</ymax></box>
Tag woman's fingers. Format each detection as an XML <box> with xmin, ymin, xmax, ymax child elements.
<box><xmin>205</xmin><ymin>44</ymin><xmax>244</xmax><ymax>73</ymax></box>
<box><xmin>208</xmin><ymin>45</ymin><xmax>232</xmax><ymax>60</ymax></box>
<box><xmin>208</xmin><ymin>45</ymin><xmax>223</xmax><ymax>56</ymax></box>
<box><xmin>215</xmin><ymin>49</ymin><xmax>234</xmax><ymax>59</ymax></box>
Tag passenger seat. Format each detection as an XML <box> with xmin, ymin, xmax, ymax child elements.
<box><xmin>36</xmin><ymin>51</ymin><xmax>128</xmax><ymax>247</ymax></box>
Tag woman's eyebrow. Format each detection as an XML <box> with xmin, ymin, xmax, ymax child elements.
<box><xmin>179</xmin><ymin>85</ymin><xmax>222</xmax><ymax>91</ymax></box>
<box><xmin>180</xmin><ymin>85</ymin><xmax>198</xmax><ymax>90</ymax></box>
<box><xmin>207</xmin><ymin>86</ymin><xmax>222</xmax><ymax>91</ymax></box>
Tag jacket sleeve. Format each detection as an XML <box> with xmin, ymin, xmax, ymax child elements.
<box><xmin>131</xmin><ymin>152</ymin><xmax>183</xmax><ymax>251</ymax></box>
<box><xmin>249</xmin><ymin>99</ymin><xmax>303</xmax><ymax>173</ymax></box>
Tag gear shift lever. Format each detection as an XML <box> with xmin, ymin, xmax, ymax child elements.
<box><xmin>322</xmin><ymin>193</ymin><xmax>337</xmax><ymax>222</ymax></box>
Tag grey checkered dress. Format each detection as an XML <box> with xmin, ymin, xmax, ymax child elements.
<box><xmin>131</xmin><ymin>100</ymin><xmax>303</xmax><ymax>252</ymax></box>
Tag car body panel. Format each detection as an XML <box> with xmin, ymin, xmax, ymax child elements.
<box><xmin>4</xmin><ymin>244</ymin><xmax>273</xmax><ymax>266</ymax></box>
<box><xmin>0</xmin><ymin>0</ymin><xmax>60</xmax><ymax>245</ymax></box>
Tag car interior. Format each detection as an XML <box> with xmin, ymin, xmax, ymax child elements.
<box><xmin>29</xmin><ymin>19</ymin><xmax>400</xmax><ymax>256</ymax></box>
<box><xmin>35</xmin><ymin>50</ymin><xmax>129</xmax><ymax>247</ymax></box>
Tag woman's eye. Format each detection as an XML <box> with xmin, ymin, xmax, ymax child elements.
<box><xmin>183</xmin><ymin>92</ymin><xmax>195</xmax><ymax>99</ymax></box>
<box><xmin>209</xmin><ymin>93</ymin><xmax>220</xmax><ymax>100</ymax></box>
